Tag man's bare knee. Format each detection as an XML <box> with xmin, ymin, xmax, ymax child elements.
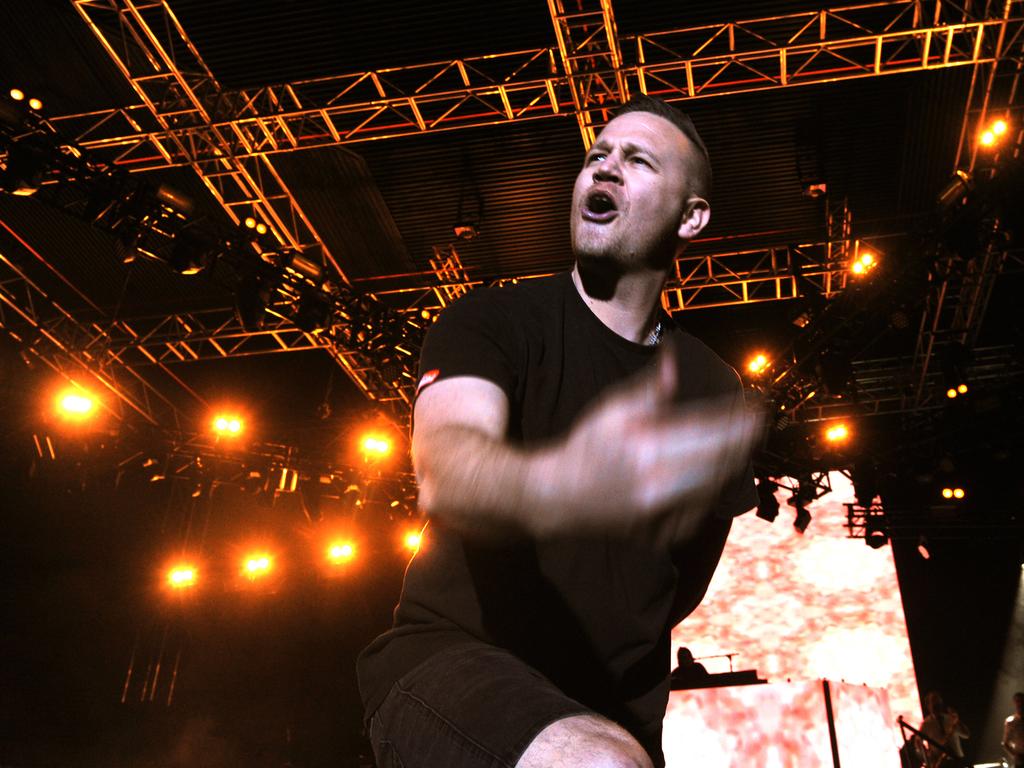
<box><xmin>515</xmin><ymin>714</ymin><xmax>654</xmax><ymax>768</ymax></box>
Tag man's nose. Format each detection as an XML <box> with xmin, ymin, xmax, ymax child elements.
<box><xmin>593</xmin><ymin>153</ymin><xmax>622</xmax><ymax>183</ymax></box>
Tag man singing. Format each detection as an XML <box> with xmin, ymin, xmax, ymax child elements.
<box><xmin>358</xmin><ymin>94</ymin><xmax>758</xmax><ymax>768</ymax></box>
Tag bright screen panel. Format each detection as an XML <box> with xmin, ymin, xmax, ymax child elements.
<box><xmin>667</xmin><ymin>472</ymin><xmax>920</xmax><ymax>750</ymax></box>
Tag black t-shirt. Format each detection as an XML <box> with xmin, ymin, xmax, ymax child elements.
<box><xmin>357</xmin><ymin>273</ymin><xmax>756</xmax><ymax>746</ymax></box>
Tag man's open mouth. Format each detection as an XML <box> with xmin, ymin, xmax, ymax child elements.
<box><xmin>582</xmin><ymin>190</ymin><xmax>619</xmax><ymax>222</ymax></box>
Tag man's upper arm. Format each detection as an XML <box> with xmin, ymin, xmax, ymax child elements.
<box><xmin>412</xmin><ymin>376</ymin><xmax>510</xmax><ymax>461</ymax></box>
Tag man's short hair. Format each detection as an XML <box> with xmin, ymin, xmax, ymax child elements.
<box><xmin>613</xmin><ymin>94</ymin><xmax>712</xmax><ymax>201</ymax></box>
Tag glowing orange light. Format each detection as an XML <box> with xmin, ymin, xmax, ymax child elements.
<box><xmin>956</xmin><ymin>383</ymin><xmax>968</xmax><ymax>394</ymax></box>
<box><xmin>420</xmin><ymin>309</ymin><xmax>432</xmax><ymax>321</ymax></box>
<box><xmin>942</xmin><ymin>487</ymin><xmax>954</xmax><ymax>499</ymax></box>
<box><xmin>244</xmin><ymin>216</ymin><xmax>257</xmax><ymax>229</ymax></box>
<box><xmin>360</xmin><ymin>433</ymin><xmax>392</xmax><ymax>459</ymax></box>
<box><xmin>56</xmin><ymin>388</ymin><xmax>96</xmax><ymax>418</ymax></box>
<box><xmin>952</xmin><ymin>487</ymin><xmax>965</xmax><ymax>499</ymax></box>
<box><xmin>327</xmin><ymin>541</ymin><xmax>356</xmax><ymax>564</ymax></box>
<box><xmin>747</xmin><ymin>353</ymin><xmax>769</xmax><ymax>375</ymax></box>
<box><xmin>980</xmin><ymin>130</ymin><xmax>996</xmax><ymax>147</ymax></box>
<box><xmin>403</xmin><ymin>531</ymin><xmax>423</xmax><ymax>551</ymax></box>
<box><xmin>824</xmin><ymin>423</ymin><xmax>849</xmax><ymax>443</ymax></box>
<box><xmin>255</xmin><ymin>222</ymin><xmax>268</xmax><ymax>235</ymax></box>
<box><xmin>28</xmin><ymin>97</ymin><xmax>42</xmax><ymax>111</ymax></box>
<box><xmin>167</xmin><ymin>564</ymin><xmax>197</xmax><ymax>589</ymax></box>
<box><xmin>993</xmin><ymin>119</ymin><xmax>1007</xmax><ymax>135</ymax></box>
<box><xmin>10</xmin><ymin>88</ymin><xmax>24</xmax><ymax>101</ymax></box>
<box><xmin>212</xmin><ymin>414</ymin><xmax>244</xmax><ymax>436</ymax></box>
<box><xmin>946</xmin><ymin>388</ymin><xmax>958</xmax><ymax>399</ymax></box>
<box><xmin>243</xmin><ymin>553</ymin><xmax>273</xmax><ymax>579</ymax></box>
<box><xmin>850</xmin><ymin>252</ymin><xmax>877</xmax><ymax>277</ymax></box>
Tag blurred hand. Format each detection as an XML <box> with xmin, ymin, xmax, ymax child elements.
<box><xmin>532</xmin><ymin>337</ymin><xmax>760</xmax><ymax>537</ymax></box>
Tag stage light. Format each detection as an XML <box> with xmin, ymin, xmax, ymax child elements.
<box><xmin>56</xmin><ymin>388</ymin><xmax>96</xmax><ymax>419</ymax></box>
<box><xmin>953</xmin><ymin>487</ymin><xmax>965</xmax><ymax>499</ymax></box>
<box><xmin>255</xmin><ymin>222</ymin><xmax>268</xmax><ymax>235</ymax></box>
<box><xmin>360</xmin><ymin>433</ymin><xmax>392</xmax><ymax>460</ymax></box>
<box><xmin>946</xmin><ymin>387</ymin><xmax>957</xmax><ymax>399</ymax></box>
<box><xmin>747</xmin><ymin>353</ymin><xmax>769</xmax><ymax>376</ymax></box>
<box><xmin>28</xmin><ymin>97</ymin><xmax>42</xmax><ymax>111</ymax></box>
<box><xmin>793</xmin><ymin>504</ymin><xmax>812</xmax><ymax>534</ymax></box>
<box><xmin>243</xmin><ymin>552</ymin><xmax>273</xmax><ymax>579</ymax></box>
<box><xmin>244</xmin><ymin>216</ymin><xmax>257</xmax><ymax>229</ymax></box>
<box><xmin>420</xmin><ymin>309</ymin><xmax>432</xmax><ymax>321</ymax></box>
<box><xmin>755</xmin><ymin>477</ymin><xmax>779</xmax><ymax>522</ymax></box>
<box><xmin>327</xmin><ymin>541</ymin><xmax>356</xmax><ymax>564</ymax></box>
<box><xmin>865</xmin><ymin>515</ymin><xmax>888</xmax><ymax>549</ymax></box>
<box><xmin>980</xmin><ymin>130</ymin><xmax>996</xmax><ymax>147</ymax></box>
<box><xmin>167</xmin><ymin>564</ymin><xmax>197</xmax><ymax>590</ymax></box>
<box><xmin>957</xmin><ymin>383</ymin><xmax>968</xmax><ymax>395</ymax></box>
<box><xmin>824</xmin><ymin>422</ymin><xmax>850</xmax><ymax>444</ymax></box>
<box><xmin>917</xmin><ymin>536</ymin><xmax>931</xmax><ymax>560</ymax></box>
<box><xmin>212</xmin><ymin>414</ymin><xmax>244</xmax><ymax>437</ymax></box>
<box><xmin>403</xmin><ymin>530</ymin><xmax>423</xmax><ymax>551</ymax></box>
<box><xmin>850</xmin><ymin>251</ymin><xmax>877</xmax><ymax>277</ymax></box>
<box><xmin>9</xmin><ymin>88</ymin><xmax>24</xmax><ymax>101</ymax></box>
<box><xmin>942</xmin><ymin>487</ymin><xmax>954</xmax><ymax>499</ymax></box>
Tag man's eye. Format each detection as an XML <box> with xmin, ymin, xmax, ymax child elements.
<box><xmin>588</xmin><ymin>153</ymin><xmax>606</xmax><ymax>163</ymax></box>
<box><xmin>631</xmin><ymin>156</ymin><xmax>651</xmax><ymax>167</ymax></box>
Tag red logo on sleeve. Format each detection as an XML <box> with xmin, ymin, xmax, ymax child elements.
<box><xmin>417</xmin><ymin>369</ymin><xmax>440</xmax><ymax>395</ymax></box>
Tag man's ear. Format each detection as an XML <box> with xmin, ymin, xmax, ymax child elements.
<box><xmin>678</xmin><ymin>197</ymin><xmax>710</xmax><ymax>241</ymax></box>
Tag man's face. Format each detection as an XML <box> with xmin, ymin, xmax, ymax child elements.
<box><xmin>570</xmin><ymin>111</ymin><xmax>703</xmax><ymax>269</ymax></box>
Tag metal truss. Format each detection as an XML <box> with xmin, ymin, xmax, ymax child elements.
<box><xmin>796</xmin><ymin>343</ymin><xmax>1024</xmax><ymax>422</ymax></box>
<box><xmin>548</xmin><ymin>0</ymin><xmax>629</xmax><ymax>148</ymax></box>
<box><xmin>69</xmin><ymin>0</ymin><xmax>410</xmax><ymax>410</ymax></box>
<box><xmin>66</xmin><ymin>305</ymin><xmax>323</xmax><ymax>365</ymax></box>
<box><xmin>369</xmin><ymin>232</ymin><xmax>867</xmax><ymax>315</ymax></box>
<box><xmin>845</xmin><ymin>500</ymin><xmax>1024</xmax><ymax>540</ymax></box>
<box><xmin>906</xmin><ymin>0</ymin><xmax>1023</xmax><ymax>409</ymax></box>
<box><xmin>0</xmin><ymin>244</ymin><xmax>203</xmax><ymax>428</ymax></box>
<box><xmin>51</xmin><ymin>2</ymin><xmax>1022</xmax><ymax>169</ymax></box>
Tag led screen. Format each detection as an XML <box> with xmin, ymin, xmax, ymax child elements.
<box><xmin>666</xmin><ymin>472</ymin><xmax>919</xmax><ymax>761</ymax></box>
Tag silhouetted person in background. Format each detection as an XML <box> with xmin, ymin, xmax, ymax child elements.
<box><xmin>1003</xmin><ymin>691</ymin><xmax>1024</xmax><ymax>768</ymax></box>
<box><xmin>670</xmin><ymin>647</ymin><xmax>709</xmax><ymax>688</ymax></box>
<box><xmin>919</xmin><ymin>690</ymin><xmax>970</xmax><ymax>767</ymax></box>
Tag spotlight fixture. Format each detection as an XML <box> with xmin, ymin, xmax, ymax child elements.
<box><xmin>747</xmin><ymin>353</ymin><xmax>769</xmax><ymax>376</ymax></box>
<box><xmin>27</xmin><ymin>97</ymin><xmax>42</xmax><ymax>111</ymax></box>
<box><xmin>212</xmin><ymin>414</ymin><xmax>244</xmax><ymax>437</ymax></box>
<box><xmin>56</xmin><ymin>387</ymin><xmax>97</xmax><ymax>419</ymax></box>
<box><xmin>917</xmin><ymin>536</ymin><xmax>931</xmax><ymax>560</ymax></box>
<box><xmin>359</xmin><ymin>432</ymin><xmax>392</xmax><ymax>460</ymax></box>
<box><xmin>755</xmin><ymin>476</ymin><xmax>779</xmax><ymax>522</ymax></box>
<box><xmin>242</xmin><ymin>552</ymin><xmax>273</xmax><ymax>580</ymax></box>
<box><xmin>941</xmin><ymin>486</ymin><xmax>965</xmax><ymax>500</ymax></box>
<box><xmin>326</xmin><ymin>541</ymin><xmax>356</xmax><ymax>564</ymax></box>
<box><xmin>824</xmin><ymin>422</ymin><xmax>850</xmax><ymax>444</ymax></box>
<box><xmin>864</xmin><ymin>514</ymin><xmax>888</xmax><ymax>549</ymax></box>
<box><xmin>403</xmin><ymin>530</ymin><xmax>423</xmax><ymax>552</ymax></box>
<box><xmin>793</xmin><ymin>503</ymin><xmax>812</xmax><ymax>534</ymax></box>
<box><xmin>9</xmin><ymin>88</ymin><xmax>24</xmax><ymax>101</ymax></box>
<box><xmin>979</xmin><ymin>117</ymin><xmax>1009</xmax><ymax>148</ymax></box>
<box><xmin>167</xmin><ymin>564</ymin><xmax>198</xmax><ymax>590</ymax></box>
<box><xmin>849</xmin><ymin>250</ymin><xmax>877</xmax><ymax>277</ymax></box>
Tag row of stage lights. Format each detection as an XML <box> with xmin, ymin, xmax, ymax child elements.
<box><xmin>53</xmin><ymin>385</ymin><xmax>396</xmax><ymax>459</ymax></box>
<box><xmin>163</xmin><ymin>528</ymin><xmax>425</xmax><ymax>594</ymax></box>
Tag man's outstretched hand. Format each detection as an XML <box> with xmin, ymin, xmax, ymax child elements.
<box><xmin>529</xmin><ymin>337</ymin><xmax>760</xmax><ymax>537</ymax></box>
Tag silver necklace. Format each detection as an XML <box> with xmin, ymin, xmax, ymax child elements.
<box><xmin>646</xmin><ymin>320</ymin><xmax>663</xmax><ymax>346</ymax></box>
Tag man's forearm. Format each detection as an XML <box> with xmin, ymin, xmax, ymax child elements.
<box><xmin>414</xmin><ymin>424</ymin><xmax>563</xmax><ymax>535</ymax></box>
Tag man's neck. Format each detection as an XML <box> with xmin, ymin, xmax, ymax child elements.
<box><xmin>571</xmin><ymin>262</ymin><xmax>667</xmax><ymax>344</ymax></box>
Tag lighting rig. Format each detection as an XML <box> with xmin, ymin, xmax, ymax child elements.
<box><xmin>0</xmin><ymin>90</ymin><xmax>427</xmax><ymax>412</ymax></box>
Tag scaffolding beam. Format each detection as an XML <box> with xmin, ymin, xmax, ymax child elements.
<box><xmin>52</xmin><ymin>3</ymin><xmax>1022</xmax><ymax>169</ymax></box>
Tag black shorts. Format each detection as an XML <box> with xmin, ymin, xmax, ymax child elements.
<box><xmin>367</xmin><ymin>640</ymin><xmax>593</xmax><ymax>768</ymax></box>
